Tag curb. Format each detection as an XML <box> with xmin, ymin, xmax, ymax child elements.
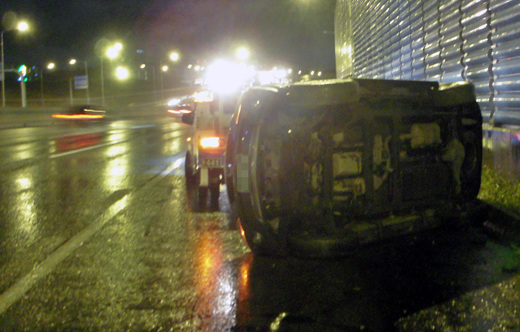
<box><xmin>479</xmin><ymin>201</ymin><xmax>520</xmax><ymax>240</ymax></box>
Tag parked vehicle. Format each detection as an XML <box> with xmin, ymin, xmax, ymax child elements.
<box><xmin>182</xmin><ymin>90</ymin><xmax>238</xmax><ymax>210</ymax></box>
<box><xmin>226</xmin><ymin>79</ymin><xmax>483</xmax><ymax>257</ymax></box>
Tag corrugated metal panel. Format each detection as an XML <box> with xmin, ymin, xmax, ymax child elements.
<box><xmin>423</xmin><ymin>1</ymin><xmax>442</xmax><ymax>81</ymax></box>
<box><xmin>334</xmin><ymin>0</ymin><xmax>353</xmax><ymax>78</ymax></box>
<box><xmin>334</xmin><ymin>0</ymin><xmax>520</xmax><ymax>124</ymax></box>
<box><xmin>439</xmin><ymin>0</ymin><xmax>464</xmax><ymax>83</ymax></box>
<box><xmin>400</xmin><ymin>1</ymin><xmax>413</xmax><ymax>79</ymax></box>
<box><xmin>388</xmin><ymin>2</ymin><xmax>402</xmax><ymax>79</ymax></box>
<box><xmin>410</xmin><ymin>0</ymin><xmax>426</xmax><ymax>80</ymax></box>
<box><xmin>490</xmin><ymin>0</ymin><xmax>520</xmax><ymax>124</ymax></box>
<box><xmin>353</xmin><ymin>0</ymin><xmax>371</xmax><ymax>76</ymax></box>
<box><xmin>371</xmin><ymin>0</ymin><xmax>388</xmax><ymax>78</ymax></box>
<box><xmin>461</xmin><ymin>0</ymin><xmax>492</xmax><ymax>121</ymax></box>
<box><xmin>362</xmin><ymin>0</ymin><xmax>377</xmax><ymax>77</ymax></box>
<box><xmin>381</xmin><ymin>4</ymin><xmax>394</xmax><ymax>78</ymax></box>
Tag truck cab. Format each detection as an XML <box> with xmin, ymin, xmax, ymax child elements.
<box><xmin>181</xmin><ymin>90</ymin><xmax>237</xmax><ymax>210</ymax></box>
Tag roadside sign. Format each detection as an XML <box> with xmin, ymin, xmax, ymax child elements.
<box><xmin>74</xmin><ymin>75</ymin><xmax>88</xmax><ymax>89</ymax></box>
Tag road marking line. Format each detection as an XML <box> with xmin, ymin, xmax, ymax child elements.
<box><xmin>49</xmin><ymin>141</ymin><xmax>124</xmax><ymax>159</ymax></box>
<box><xmin>49</xmin><ymin>129</ymin><xmax>184</xmax><ymax>159</ymax></box>
<box><xmin>0</xmin><ymin>157</ymin><xmax>182</xmax><ymax>315</ymax></box>
<box><xmin>0</xmin><ymin>193</ymin><xmax>129</xmax><ymax>315</ymax></box>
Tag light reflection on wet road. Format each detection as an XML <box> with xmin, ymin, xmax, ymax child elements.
<box><xmin>0</xmin><ymin>114</ymin><xmax>519</xmax><ymax>330</ymax></box>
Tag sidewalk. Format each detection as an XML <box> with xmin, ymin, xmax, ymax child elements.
<box><xmin>0</xmin><ymin>107</ymin><xmax>59</xmax><ymax>130</ymax></box>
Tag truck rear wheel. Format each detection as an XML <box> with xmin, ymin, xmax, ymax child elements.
<box><xmin>198</xmin><ymin>187</ymin><xmax>208</xmax><ymax>210</ymax></box>
<box><xmin>209</xmin><ymin>183</ymin><xmax>220</xmax><ymax>211</ymax></box>
<box><xmin>185</xmin><ymin>152</ymin><xmax>197</xmax><ymax>186</ymax></box>
<box><xmin>185</xmin><ymin>152</ymin><xmax>200</xmax><ymax>211</ymax></box>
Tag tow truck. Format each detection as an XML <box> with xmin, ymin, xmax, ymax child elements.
<box><xmin>225</xmin><ymin>78</ymin><xmax>483</xmax><ymax>257</ymax></box>
<box><xmin>178</xmin><ymin>90</ymin><xmax>237</xmax><ymax>210</ymax></box>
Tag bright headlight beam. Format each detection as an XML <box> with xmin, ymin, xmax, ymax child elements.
<box><xmin>236</xmin><ymin>47</ymin><xmax>250</xmax><ymax>61</ymax></box>
<box><xmin>205</xmin><ymin>59</ymin><xmax>255</xmax><ymax>94</ymax></box>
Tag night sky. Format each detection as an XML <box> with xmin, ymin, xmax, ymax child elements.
<box><xmin>1</xmin><ymin>0</ymin><xmax>336</xmax><ymax>72</ymax></box>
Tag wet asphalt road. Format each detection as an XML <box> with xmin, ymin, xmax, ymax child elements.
<box><xmin>0</xmin><ymin>110</ymin><xmax>520</xmax><ymax>331</ymax></box>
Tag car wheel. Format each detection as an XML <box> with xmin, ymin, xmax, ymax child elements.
<box><xmin>228</xmin><ymin>200</ymin><xmax>240</xmax><ymax>230</ymax></box>
<box><xmin>237</xmin><ymin>216</ymin><xmax>288</xmax><ymax>256</ymax></box>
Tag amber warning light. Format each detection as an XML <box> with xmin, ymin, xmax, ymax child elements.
<box><xmin>200</xmin><ymin>137</ymin><xmax>226</xmax><ymax>149</ymax></box>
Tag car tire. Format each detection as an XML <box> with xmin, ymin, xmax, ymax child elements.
<box><xmin>228</xmin><ymin>200</ymin><xmax>240</xmax><ymax>230</ymax></box>
<box><xmin>237</xmin><ymin>215</ymin><xmax>288</xmax><ymax>257</ymax></box>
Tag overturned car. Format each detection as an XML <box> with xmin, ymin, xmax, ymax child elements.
<box><xmin>226</xmin><ymin>79</ymin><xmax>482</xmax><ymax>257</ymax></box>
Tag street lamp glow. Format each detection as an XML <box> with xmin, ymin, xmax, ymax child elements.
<box><xmin>69</xmin><ymin>59</ymin><xmax>77</xmax><ymax>65</ymax></box>
<box><xmin>115</xmin><ymin>66</ymin><xmax>129</xmax><ymax>80</ymax></box>
<box><xmin>236</xmin><ymin>47</ymin><xmax>250</xmax><ymax>61</ymax></box>
<box><xmin>140</xmin><ymin>64</ymin><xmax>146</xmax><ymax>69</ymax></box>
<box><xmin>106</xmin><ymin>43</ymin><xmax>123</xmax><ymax>59</ymax></box>
<box><xmin>161</xmin><ymin>65</ymin><xmax>168</xmax><ymax>72</ymax></box>
<box><xmin>106</xmin><ymin>46</ymin><xmax>118</xmax><ymax>58</ymax></box>
<box><xmin>169</xmin><ymin>51</ymin><xmax>180</xmax><ymax>62</ymax></box>
<box><xmin>17</xmin><ymin>21</ymin><xmax>29</xmax><ymax>32</ymax></box>
<box><xmin>47</xmin><ymin>62</ymin><xmax>55</xmax><ymax>70</ymax></box>
<box><xmin>205</xmin><ymin>59</ymin><xmax>256</xmax><ymax>94</ymax></box>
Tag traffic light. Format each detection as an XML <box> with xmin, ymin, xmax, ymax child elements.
<box><xmin>18</xmin><ymin>64</ymin><xmax>27</xmax><ymax>76</ymax></box>
<box><xmin>30</xmin><ymin>65</ymin><xmax>39</xmax><ymax>80</ymax></box>
<box><xmin>18</xmin><ymin>64</ymin><xmax>28</xmax><ymax>82</ymax></box>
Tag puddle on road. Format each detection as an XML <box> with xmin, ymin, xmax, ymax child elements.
<box><xmin>186</xmin><ymin>200</ymin><xmax>520</xmax><ymax>331</ymax></box>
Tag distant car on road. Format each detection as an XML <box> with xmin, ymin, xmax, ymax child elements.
<box><xmin>167</xmin><ymin>97</ymin><xmax>194</xmax><ymax>118</ymax></box>
<box><xmin>52</xmin><ymin>105</ymin><xmax>106</xmax><ymax>121</ymax></box>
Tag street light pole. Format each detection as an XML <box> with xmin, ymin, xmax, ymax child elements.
<box><xmin>1</xmin><ymin>21</ymin><xmax>29</xmax><ymax>108</ymax></box>
<box><xmin>100</xmin><ymin>57</ymin><xmax>105</xmax><ymax>106</ymax></box>
<box><xmin>1</xmin><ymin>31</ymin><xmax>6</xmax><ymax>108</ymax></box>
<box><xmin>40</xmin><ymin>66</ymin><xmax>44</xmax><ymax>106</ymax></box>
<box><xmin>43</xmin><ymin>62</ymin><xmax>55</xmax><ymax>106</ymax></box>
<box><xmin>84</xmin><ymin>61</ymin><xmax>90</xmax><ymax>104</ymax></box>
<box><xmin>101</xmin><ymin>42</ymin><xmax>123</xmax><ymax>107</ymax></box>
